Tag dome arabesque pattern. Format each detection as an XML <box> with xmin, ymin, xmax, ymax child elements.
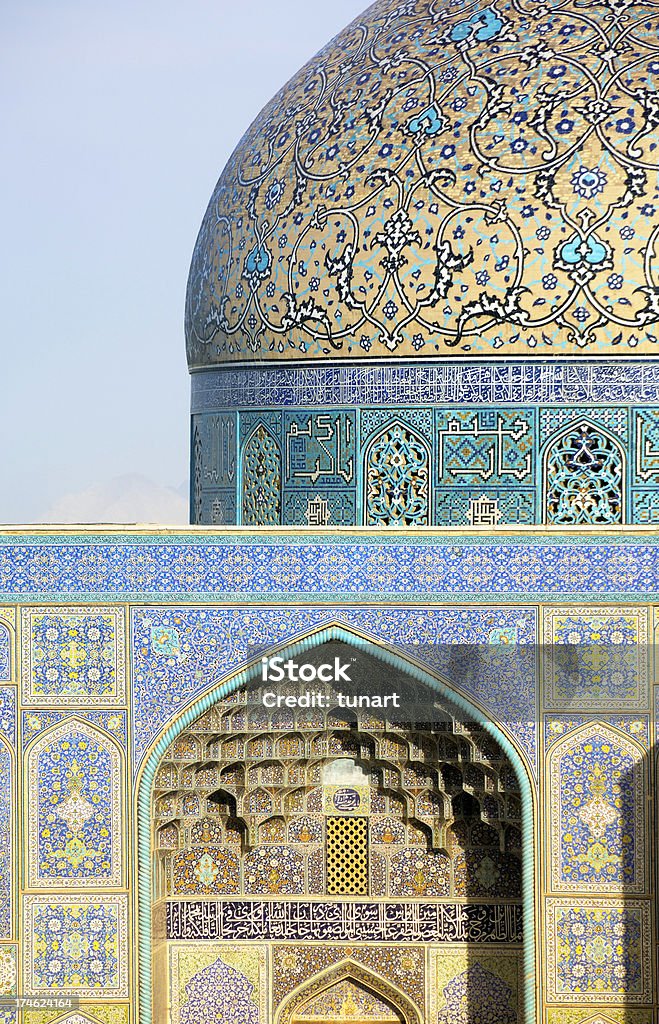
<box><xmin>186</xmin><ymin>0</ymin><xmax>659</xmax><ymax>366</ymax></box>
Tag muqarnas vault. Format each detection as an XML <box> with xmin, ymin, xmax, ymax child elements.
<box><xmin>3</xmin><ymin>0</ymin><xmax>659</xmax><ymax>1023</ymax></box>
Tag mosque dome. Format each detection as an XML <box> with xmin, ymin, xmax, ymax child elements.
<box><xmin>186</xmin><ymin>0</ymin><xmax>659</xmax><ymax>368</ymax></box>
<box><xmin>187</xmin><ymin>0</ymin><xmax>659</xmax><ymax>530</ymax></box>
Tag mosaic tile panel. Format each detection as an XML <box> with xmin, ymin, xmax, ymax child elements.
<box><xmin>131</xmin><ymin>606</ymin><xmax>537</xmax><ymax>771</ymax></box>
<box><xmin>633</xmin><ymin>409</ymin><xmax>659</xmax><ymax>484</ymax></box>
<box><xmin>543</xmin><ymin>421</ymin><xmax>624</xmax><ymax>526</ymax></box>
<box><xmin>543</xmin><ymin>608</ymin><xmax>649</xmax><ymax>709</ymax></box>
<box><xmin>21</xmin><ymin>608</ymin><xmax>126</xmax><ymax>705</ymax></box>
<box><xmin>28</xmin><ymin>721</ymin><xmax>122</xmax><ymax>886</ymax></box>
<box><xmin>23</xmin><ymin>894</ymin><xmax>129</xmax><ymax>997</ymax></box>
<box><xmin>540</xmin><ymin>408</ymin><xmax>628</xmax><ymax>443</ymax></box>
<box><xmin>192</xmin><ymin>412</ymin><xmax>236</xmax><ymax>488</ymax></box>
<box><xmin>545</xmin><ymin>898</ymin><xmax>652</xmax><ymax>1003</ymax></box>
<box><xmin>429</xmin><ymin>949</ymin><xmax>521</xmax><ymax>1023</ymax></box>
<box><xmin>169</xmin><ymin>943</ymin><xmax>266</xmax><ymax>1024</ymax></box>
<box><xmin>282</xmin><ymin>489</ymin><xmax>356</xmax><ymax>526</ymax></box>
<box><xmin>549</xmin><ymin>726</ymin><xmax>645</xmax><ymax>892</ymax></box>
<box><xmin>435</xmin><ymin>488</ymin><xmax>536</xmax><ymax>526</ymax></box>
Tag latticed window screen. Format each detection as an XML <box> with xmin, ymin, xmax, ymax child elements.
<box><xmin>326</xmin><ymin>816</ymin><xmax>369</xmax><ymax>895</ymax></box>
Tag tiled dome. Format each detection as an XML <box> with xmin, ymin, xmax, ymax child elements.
<box><xmin>186</xmin><ymin>0</ymin><xmax>659</xmax><ymax>367</ymax></box>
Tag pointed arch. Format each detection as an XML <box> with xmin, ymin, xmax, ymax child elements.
<box><xmin>137</xmin><ymin>622</ymin><xmax>537</xmax><ymax>1024</ymax></box>
<box><xmin>548</xmin><ymin>720</ymin><xmax>646</xmax><ymax>893</ymax></box>
<box><xmin>542</xmin><ymin>417</ymin><xmax>625</xmax><ymax>525</ymax></box>
<box><xmin>241</xmin><ymin>422</ymin><xmax>282</xmax><ymax>525</ymax></box>
<box><xmin>27</xmin><ymin>716</ymin><xmax>123</xmax><ymax>887</ymax></box>
<box><xmin>275</xmin><ymin>958</ymin><xmax>421</xmax><ymax>1024</ymax></box>
<box><xmin>363</xmin><ymin>419</ymin><xmax>430</xmax><ymax>526</ymax></box>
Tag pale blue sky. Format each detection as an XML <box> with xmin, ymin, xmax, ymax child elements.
<box><xmin>0</xmin><ymin>0</ymin><xmax>366</xmax><ymax>523</ymax></box>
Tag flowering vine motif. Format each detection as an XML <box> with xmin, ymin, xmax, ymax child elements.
<box><xmin>186</xmin><ymin>0</ymin><xmax>659</xmax><ymax>363</ymax></box>
<box><xmin>366</xmin><ymin>423</ymin><xmax>430</xmax><ymax>526</ymax></box>
<box><xmin>242</xmin><ymin>425</ymin><xmax>281</xmax><ymax>526</ymax></box>
<box><xmin>545</xmin><ymin>423</ymin><xmax>623</xmax><ymax>525</ymax></box>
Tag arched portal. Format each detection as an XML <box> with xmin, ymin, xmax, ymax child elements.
<box><xmin>138</xmin><ymin>625</ymin><xmax>536</xmax><ymax>1024</ymax></box>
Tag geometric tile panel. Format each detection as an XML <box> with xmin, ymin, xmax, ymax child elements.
<box><xmin>545</xmin><ymin>898</ymin><xmax>652</xmax><ymax>1003</ymax></box>
<box><xmin>169</xmin><ymin>943</ymin><xmax>267</xmax><ymax>1024</ymax></box>
<box><xmin>543</xmin><ymin>607</ymin><xmax>649</xmax><ymax>710</ymax></box>
<box><xmin>27</xmin><ymin>720</ymin><xmax>122</xmax><ymax>887</ymax></box>
<box><xmin>549</xmin><ymin>725</ymin><xmax>645</xmax><ymax>893</ymax></box>
<box><xmin>22</xmin><ymin>894</ymin><xmax>129</xmax><ymax>997</ymax></box>
<box><xmin>21</xmin><ymin>608</ymin><xmax>126</xmax><ymax>705</ymax></box>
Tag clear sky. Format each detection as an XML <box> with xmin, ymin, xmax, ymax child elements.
<box><xmin>0</xmin><ymin>0</ymin><xmax>367</xmax><ymax>524</ymax></box>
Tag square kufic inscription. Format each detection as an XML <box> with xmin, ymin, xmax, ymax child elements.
<box><xmin>23</xmin><ymin>894</ymin><xmax>129</xmax><ymax>997</ymax></box>
<box><xmin>543</xmin><ymin>607</ymin><xmax>649</xmax><ymax>710</ymax></box>
<box><xmin>21</xmin><ymin>607</ymin><xmax>126</xmax><ymax>704</ymax></box>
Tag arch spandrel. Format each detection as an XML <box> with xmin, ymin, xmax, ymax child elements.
<box><xmin>275</xmin><ymin>960</ymin><xmax>421</xmax><ymax>1024</ymax></box>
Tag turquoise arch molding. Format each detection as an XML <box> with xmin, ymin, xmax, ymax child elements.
<box><xmin>137</xmin><ymin>623</ymin><xmax>538</xmax><ymax>1024</ymax></box>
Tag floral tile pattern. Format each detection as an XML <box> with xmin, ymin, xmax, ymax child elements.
<box><xmin>21</xmin><ymin>608</ymin><xmax>125</xmax><ymax>705</ymax></box>
<box><xmin>543</xmin><ymin>607</ymin><xmax>649</xmax><ymax>709</ymax></box>
<box><xmin>27</xmin><ymin>720</ymin><xmax>122</xmax><ymax>886</ymax></box>
<box><xmin>23</xmin><ymin>895</ymin><xmax>128</xmax><ymax>998</ymax></box>
<box><xmin>549</xmin><ymin>725</ymin><xmax>645</xmax><ymax>892</ymax></box>
<box><xmin>545</xmin><ymin>898</ymin><xmax>652</xmax><ymax>1002</ymax></box>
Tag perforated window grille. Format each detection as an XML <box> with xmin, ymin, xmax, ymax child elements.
<box><xmin>326</xmin><ymin>816</ymin><xmax>369</xmax><ymax>895</ymax></box>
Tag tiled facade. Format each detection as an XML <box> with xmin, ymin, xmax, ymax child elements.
<box><xmin>0</xmin><ymin>529</ymin><xmax>656</xmax><ymax>1023</ymax></box>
